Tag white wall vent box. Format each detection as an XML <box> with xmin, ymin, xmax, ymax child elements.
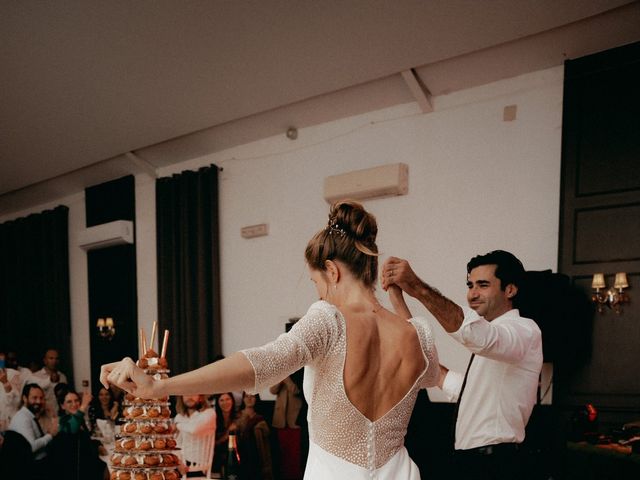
<box><xmin>241</xmin><ymin>223</ymin><xmax>269</xmax><ymax>239</ymax></box>
<box><xmin>323</xmin><ymin>163</ymin><xmax>408</xmax><ymax>203</ymax></box>
<box><xmin>78</xmin><ymin>220</ymin><xmax>134</xmax><ymax>250</ymax></box>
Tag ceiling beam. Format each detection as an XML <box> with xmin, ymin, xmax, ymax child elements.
<box><xmin>401</xmin><ymin>69</ymin><xmax>433</xmax><ymax>113</ymax></box>
<box><xmin>125</xmin><ymin>151</ymin><xmax>158</xmax><ymax>178</ymax></box>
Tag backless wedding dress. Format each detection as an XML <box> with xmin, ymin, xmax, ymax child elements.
<box><xmin>241</xmin><ymin>300</ymin><xmax>439</xmax><ymax>480</ymax></box>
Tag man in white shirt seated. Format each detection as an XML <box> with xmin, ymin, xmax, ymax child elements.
<box><xmin>8</xmin><ymin>383</ymin><xmax>59</xmax><ymax>476</ymax></box>
<box><xmin>175</xmin><ymin>394</ymin><xmax>217</xmax><ymax>477</ymax></box>
<box><xmin>383</xmin><ymin>250</ymin><xmax>543</xmax><ymax>480</ymax></box>
<box><xmin>175</xmin><ymin>393</ymin><xmax>217</xmax><ymax>436</ymax></box>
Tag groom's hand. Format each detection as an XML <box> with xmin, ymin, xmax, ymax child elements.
<box><xmin>382</xmin><ymin>257</ymin><xmax>423</xmax><ymax>298</ymax></box>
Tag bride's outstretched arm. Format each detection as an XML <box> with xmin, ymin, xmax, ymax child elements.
<box><xmin>101</xmin><ymin>352</ymin><xmax>254</xmax><ymax>398</ymax></box>
<box><xmin>102</xmin><ymin>304</ymin><xmax>335</xmax><ymax>398</ymax></box>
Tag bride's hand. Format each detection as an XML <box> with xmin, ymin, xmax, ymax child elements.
<box><xmin>100</xmin><ymin>357</ymin><xmax>156</xmax><ymax>398</ymax></box>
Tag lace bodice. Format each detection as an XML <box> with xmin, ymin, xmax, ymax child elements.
<box><xmin>241</xmin><ymin>300</ymin><xmax>439</xmax><ymax>470</ymax></box>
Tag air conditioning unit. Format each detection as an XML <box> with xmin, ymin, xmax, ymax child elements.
<box><xmin>323</xmin><ymin>163</ymin><xmax>408</xmax><ymax>203</ymax></box>
<box><xmin>77</xmin><ymin>220</ymin><xmax>134</xmax><ymax>251</ymax></box>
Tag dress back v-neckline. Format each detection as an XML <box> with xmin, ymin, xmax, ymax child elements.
<box><xmin>334</xmin><ymin>307</ymin><xmax>429</xmax><ymax>423</ymax></box>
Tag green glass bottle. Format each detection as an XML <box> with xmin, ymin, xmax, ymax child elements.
<box><xmin>224</xmin><ymin>432</ymin><xmax>241</xmax><ymax>480</ymax></box>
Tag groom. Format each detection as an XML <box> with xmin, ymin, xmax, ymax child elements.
<box><xmin>382</xmin><ymin>250</ymin><xmax>542</xmax><ymax>480</ymax></box>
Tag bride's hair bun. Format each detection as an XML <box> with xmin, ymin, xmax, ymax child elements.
<box><xmin>305</xmin><ymin>200</ymin><xmax>379</xmax><ymax>287</ymax></box>
<box><xmin>328</xmin><ymin>201</ymin><xmax>377</xmax><ymax>252</ymax></box>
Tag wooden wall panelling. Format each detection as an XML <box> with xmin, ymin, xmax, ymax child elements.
<box><xmin>558</xmin><ymin>41</ymin><xmax>640</xmax><ymax>411</ymax></box>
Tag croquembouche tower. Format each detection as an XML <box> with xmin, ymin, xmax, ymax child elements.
<box><xmin>110</xmin><ymin>324</ymin><xmax>182</xmax><ymax>480</ymax></box>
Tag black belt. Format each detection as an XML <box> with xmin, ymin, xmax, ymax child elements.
<box><xmin>457</xmin><ymin>443</ymin><xmax>520</xmax><ymax>456</ymax></box>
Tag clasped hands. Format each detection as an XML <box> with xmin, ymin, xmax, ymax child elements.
<box><xmin>381</xmin><ymin>256</ymin><xmax>422</xmax><ymax>297</ymax></box>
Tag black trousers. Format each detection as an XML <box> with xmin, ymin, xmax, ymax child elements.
<box><xmin>454</xmin><ymin>443</ymin><xmax>526</xmax><ymax>480</ymax></box>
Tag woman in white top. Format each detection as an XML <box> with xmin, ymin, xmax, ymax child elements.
<box><xmin>102</xmin><ymin>200</ymin><xmax>440</xmax><ymax>480</ymax></box>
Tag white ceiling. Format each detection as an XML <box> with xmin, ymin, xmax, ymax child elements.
<box><xmin>1</xmin><ymin>0</ymin><xmax>639</xmax><ymax>214</ymax></box>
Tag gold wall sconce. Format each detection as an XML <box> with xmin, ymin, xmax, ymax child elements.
<box><xmin>97</xmin><ymin>317</ymin><xmax>116</xmax><ymax>340</ymax></box>
<box><xmin>591</xmin><ymin>273</ymin><xmax>630</xmax><ymax>314</ymax></box>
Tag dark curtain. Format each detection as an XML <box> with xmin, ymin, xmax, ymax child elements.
<box><xmin>156</xmin><ymin>165</ymin><xmax>221</xmax><ymax>375</ymax></box>
<box><xmin>0</xmin><ymin>206</ymin><xmax>72</xmax><ymax>377</ymax></box>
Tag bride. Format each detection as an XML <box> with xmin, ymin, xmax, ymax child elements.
<box><xmin>101</xmin><ymin>200</ymin><xmax>440</xmax><ymax>479</ymax></box>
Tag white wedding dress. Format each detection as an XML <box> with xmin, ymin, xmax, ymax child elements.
<box><xmin>242</xmin><ymin>300</ymin><xmax>439</xmax><ymax>480</ymax></box>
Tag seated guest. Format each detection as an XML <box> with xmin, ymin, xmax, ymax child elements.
<box><xmin>175</xmin><ymin>394</ymin><xmax>216</xmax><ymax>475</ymax></box>
<box><xmin>8</xmin><ymin>383</ymin><xmax>58</xmax><ymax>477</ymax></box>
<box><xmin>212</xmin><ymin>392</ymin><xmax>238</xmax><ymax>476</ymax></box>
<box><xmin>57</xmin><ymin>388</ymin><xmax>92</xmax><ymax>434</ymax></box>
<box><xmin>237</xmin><ymin>392</ymin><xmax>274</xmax><ymax>480</ymax></box>
<box><xmin>175</xmin><ymin>394</ymin><xmax>216</xmax><ymax>436</ymax></box>
<box><xmin>88</xmin><ymin>386</ymin><xmax>118</xmax><ymax>435</ymax></box>
<box><xmin>48</xmin><ymin>387</ymin><xmax>107</xmax><ymax>480</ymax></box>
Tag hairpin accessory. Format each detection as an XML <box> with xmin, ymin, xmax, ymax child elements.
<box><xmin>326</xmin><ymin>217</ymin><xmax>346</xmax><ymax>237</ymax></box>
<box><xmin>328</xmin><ymin>223</ymin><xmax>346</xmax><ymax>236</ymax></box>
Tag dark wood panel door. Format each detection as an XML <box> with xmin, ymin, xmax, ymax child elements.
<box><xmin>558</xmin><ymin>41</ymin><xmax>640</xmax><ymax>411</ymax></box>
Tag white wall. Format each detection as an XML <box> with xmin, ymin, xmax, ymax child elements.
<box><xmin>1</xmin><ymin>66</ymin><xmax>563</xmax><ymax>400</ymax></box>
<box><xmin>159</xmin><ymin>66</ymin><xmax>564</xmax><ymax>400</ymax></box>
<box><xmin>134</xmin><ymin>174</ymin><xmax>158</xmax><ymax>355</ymax></box>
